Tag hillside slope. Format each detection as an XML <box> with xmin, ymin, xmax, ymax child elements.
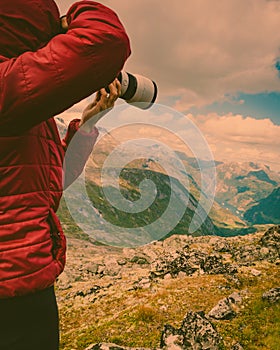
<box><xmin>244</xmin><ymin>187</ymin><xmax>280</xmax><ymax>224</ymax></box>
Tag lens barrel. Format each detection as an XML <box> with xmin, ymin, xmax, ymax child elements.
<box><xmin>118</xmin><ymin>71</ymin><xmax>157</xmax><ymax>109</ymax></box>
<box><xmin>106</xmin><ymin>71</ymin><xmax>157</xmax><ymax>109</ymax></box>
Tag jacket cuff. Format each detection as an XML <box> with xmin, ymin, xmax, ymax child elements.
<box><xmin>63</xmin><ymin>118</ymin><xmax>99</xmax><ymax>145</ymax></box>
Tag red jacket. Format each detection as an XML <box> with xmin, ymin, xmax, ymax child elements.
<box><xmin>0</xmin><ymin>0</ymin><xmax>130</xmax><ymax>298</ymax></box>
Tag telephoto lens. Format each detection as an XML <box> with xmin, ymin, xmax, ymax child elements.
<box><xmin>113</xmin><ymin>71</ymin><xmax>158</xmax><ymax>109</ymax></box>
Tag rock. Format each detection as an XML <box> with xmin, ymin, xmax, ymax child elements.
<box><xmin>231</xmin><ymin>244</ymin><xmax>262</xmax><ymax>265</ymax></box>
<box><xmin>250</xmin><ymin>268</ymin><xmax>262</xmax><ymax>276</ymax></box>
<box><xmin>150</xmin><ymin>251</ymin><xmax>206</xmax><ymax>279</ymax></box>
<box><xmin>201</xmin><ymin>254</ymin><xmax>237</xmax><ymax>275</ymax></box>
<box><xmin>84</xmin><ymin>262</ymin><xmax>99</xmax><ymax>275</ymax></box>
<box><xmin>228</xmin><ymin>291</ymin><xmax>243</xmax><ymax>305</ymax></box>
<box><xmin>259</xmin><ymin>247</ymin><xmax>270</xmax><ymax>258</ymax></box>
<box><xmin>163</xmin><ymin>273</ymin><xmax>172</xmax><ymax>280</ymax></box>
<box><xmin>262</xmin><ymin>287</ymin><xmax>280</xmax><ymax>303</ymax></box>
<box><xmin>130</xmin><ymin>256</ymin><xmax>150</xmax><ymax>265</ymax></box>
<box><xmin>160</xmin><ymin>311</ymin><xmax>223</xmax><ymax>349</ymax></box>
<box><xmin>169</xmin><ymin>253</ymin><xmax>199</xmax><ymax>277</ymax></box>
<box><xmin>85</xmin><ymin>343</ymin><xmax>152</xmax><ymax>350</ymax></box>
<box><xmin>177</xmin><ymin>271</ymin><xmax>186</xmax><ymax>279</ymax></box>
<box><xmin>103</xmin><ymin>263</ymin><xmax>121</xmax><ymax>277</ymax></box>
<box><xmin>160</xmin><ymin>325</ymin><xmax>184</xmax><ymax>350</ymax></box>
<box><xmin>231</xmin><ymin>343</ymin><xmax>244</xmax><ymax>350</ymax></box>
<box><xmin>56</xmin><ymin>273</ymin><xmax>72</xmax><ymax>290</ymax></box>
<box><xmin>214</xmin><ymin>240</ymin><xmax>231</xmax><ymax>253</ymax></box>
<box><xmin>208</xmin><ymin>297</ymin><xmax>236</xmax><ymax>320</ymax></box>
<box><xmin>260</xmin><ymin>225</ymin><xmax>280</xmax><ymax>260</ymax></box>
<box><xmin>260</xmin><ymin>225</ymin><xmax>280</xmax><ymax>249</ymax></box>
<box><xmin>187</xmin><ymin>251</ymin><xmax>206</xmax><ymax>271</ymax></box>
<box><xmin>133</xmin><ymin>277</ymin><xmax>151</xmax><ymax>290</ymax></box>
<box><xmin>117</xmin><ymin>259</ymin><xmax>127</xmax><ymax>266</ymax></box>
<box><xmin>75</xmin><ymin>285</ymin><xmax>101</xmax><ymax>298</ymax></box>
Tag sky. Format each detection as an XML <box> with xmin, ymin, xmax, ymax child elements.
<box><xmin>56</xmin><ymin>0</ymin><xmax>280</xmax><ymax>172</ymax></box>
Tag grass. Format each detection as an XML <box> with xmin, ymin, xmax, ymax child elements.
<box><xmin>58</xmin><ymin>262</ymin><xmax>280</xmax><ymax>350</ymax></box>
<box><xmin>230</xmin><ymin>300</ymin><xmax>280</xmax><ymax>349</ymax></box>
<box><xmin>59</xmin><ymin>273</ymin><xmax>233</xmax><ymax>350</ymax></box>
<box><xmin>216</xmin><ymin>264</ymin><xmax>280</xmax><ymax>349</ymax></box>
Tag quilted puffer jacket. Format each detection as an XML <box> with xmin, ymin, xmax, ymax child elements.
<box><xmin>0</xmin><ymin>0</ymin><xmax>130</xmax><ymax>298</ymax></box>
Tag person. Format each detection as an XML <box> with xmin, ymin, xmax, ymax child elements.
<box><xmin>0</xmin><ymin>0</ymin><xmax>131</xmax><ymax>349</ymax></box>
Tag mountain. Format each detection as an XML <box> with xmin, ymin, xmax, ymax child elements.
<box><xmin>55</xmin><ymin>118</ymin><xmax>279</xmax><ymax>238</ymax></box>
<box><xmin>60</xmin><ymin>167</ymin><xmax>216</xmax><ymax>247</ymax></box>
<box><xmin>88</xmin><ymin>142</ymin><xmax>248</xmax><ymax>233</ymax></box>
<box><xmin>213</xmin><ymin>161</ymin><xmax>280</xmax><ymax>215</ymax></box>
<box><xmin>236</xmin><ymin>169</ymin><xmax>278</xmax><ymax>186</ymax></box>
<box><xmin>244</xmin><ymin>187</ymin><xmax>280</xmax><ymax>224</ymax></box>
<box><xmin>169</xmin><ymin>155</ymin><xmax>280</xmax><ymax>223</ymax></box>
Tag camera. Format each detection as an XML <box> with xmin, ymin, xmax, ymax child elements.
<box><xmin>108</xmin><ymin>71</ymin><xmax>158</xmax><ymax>109</ymax></box>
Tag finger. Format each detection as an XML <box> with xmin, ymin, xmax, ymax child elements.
<box><xmin>107</xmin><ymin>82</ymin><xmax>119</xmax><ymax>104</ymax></box>
<box><xmin>95</xmin><ymin>90</ymin><xmax>102</xmax><ymax>102</ymax></box>
<box><xmin>99</xmin><ymin>88</ymin><xmax>109</xmax><ymax>101</ymax></box>
<box><xmin>95</xmin><ymin>88</ymin><xmax>111</xmax><ymax>111</ymax></box>
<box><xmin>115</xmin><ymin>78</ymin><xmax>122</xmax><ymax>96</ymax></box>
<box><xmin>112</xmin><ymin>78</ymin><xmax>121</xmax><ymax>96</ymax></box>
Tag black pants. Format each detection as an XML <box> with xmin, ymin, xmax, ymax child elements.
<box><xmin>0</xmin><ymin>286</ymin><xmax>59</xmax><ymax>350</ymax></box>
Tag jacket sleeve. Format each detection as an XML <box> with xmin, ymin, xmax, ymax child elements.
<box><xmin>61</xmin><ymin>118</ymin><xmax>99</xmax><ymax>189</ymax></box>
<box><xmin>0</xmin><ymin>1</ymin><xmax>131</xmax><ymax>134</ymax></box>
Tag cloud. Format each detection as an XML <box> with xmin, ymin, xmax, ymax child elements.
<box><xmin>190</xmin><ymin>113</ymin><xmax>280</xmax><ymax>170</ymax></box>
<box><xmin>55</xmin><ymin>0</ymin><xmax>280</xmax><ymax>174</ymax></box>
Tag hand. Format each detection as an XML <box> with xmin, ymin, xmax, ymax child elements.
<box><xmin>79</xmin><ymin>78</ymin><xmax>121</xmax><ymax>133</ymax></box>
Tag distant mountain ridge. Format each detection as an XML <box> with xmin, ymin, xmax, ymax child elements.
<box><xmin>59</xmin><ymin>167</ymin><xmax>216</xmax><ymax>247</ymax></box>
<box><xmin>55</xmin><ymin>117</ymin><xmax>280</xmax><ymax>237</ymax></box>
<box><xmin>236</xmin><ymin>169</ymin><xmax>278</xmax><ymax>186</ymax></box>
<box><xmin>244</xmin><ymin>187</ymin><xmax>280</xmax><ymax>224</ymax></box>
<box><xmin>213</xmin><ymin>161</ymin><xmax>280</xmax><ymax>216</ymax></box>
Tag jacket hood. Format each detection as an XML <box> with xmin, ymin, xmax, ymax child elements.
<box><xmin>0</xmin><ymin>0</ymin><xmax>60</xmax><ymax>60</ymax></box>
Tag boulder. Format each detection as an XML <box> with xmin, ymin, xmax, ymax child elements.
<box><xmin>213</xmin><ymin>240</ymin><xmax>232</xmax><ymax>253</ymax></box>
<box><xmin>260</xmin><ymin>225</ymin><xmax>280</xmax><ymax>260</ymax></box>
<box><xmin>85</xmin><ymin>344</ymin><xmax>152</xmax><ymax>350</ymax></box>
<box><xmin>228</xmin><ymin>291</ymin><xmax>243</xmax><ymax>305</ymax></box>
<box><xmin>260</xmin><ymin>225</ymin><xmax>280</xmax><ymax>249</ymax></box>
<box><xmin>160</xmin><ymin>311</ymin><xmax>223</xmax><ymax>349</ymax></box>
<box><xmin>201</xmin><ymin>254</ymin><xmax>237</xmax><ymax>275</ymax></box>
<box><xmin>250</xmin><ymin>268</ymin><xmax>262</xmax><ymax>277</ymax></box>
<box><xmin>84</xmin><ymin>262</ymin><xmax>99</xmax><ymax>275</ymax></box>
<box><xmin>130</xmin><ymin>256</ymin><xmax>150</xmax><ymax>265</ymax></box>
<box><xmin>208</xmin><ymin>297</ymin><xmax>236</xmax><ymax>320</ymax></box>
<box><xmin>160</xmin><ymin>325</ymin><xmax>184</xmax><ymax>350</ymax></box>
<box><xmin>262</xmin><ymin>287</ymin><xmax>280</xmax><ymax>303</ymax></box>
<box><xmin>150</xmin><ymin>251</ymin><xmax>201</xmax><ymax>279</ymax></box>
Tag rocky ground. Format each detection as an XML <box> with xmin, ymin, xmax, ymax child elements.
<box><xmin>57</xmin><ymin>225</ymin><xmax>280</xmax><ymax>350</ymax></box>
